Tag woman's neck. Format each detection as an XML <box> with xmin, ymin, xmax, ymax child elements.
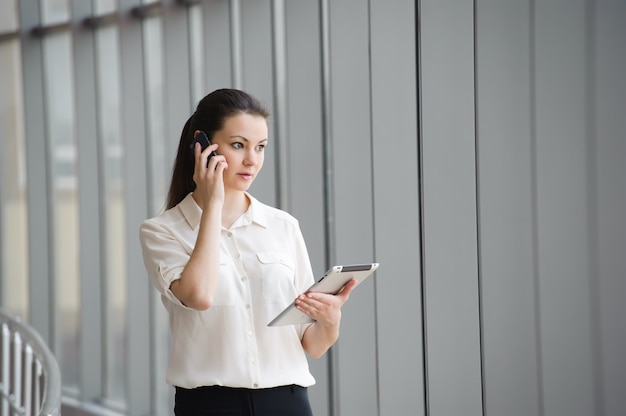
<box><xmin>221</xmin><ymin>191</ymin><xmax>249</xmax><ymax>228</ymax></box>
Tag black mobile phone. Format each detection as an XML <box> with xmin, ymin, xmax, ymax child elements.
<box><xmin>190</xmin><ymin>131</ymin><xmax>217</xmax><ymax>167</ymax></box>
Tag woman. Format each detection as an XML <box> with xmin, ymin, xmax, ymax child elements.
<box><xmin>139</xmin><ymin>88</ymin><xmax>357</xmax><ymax>416</ymax></box>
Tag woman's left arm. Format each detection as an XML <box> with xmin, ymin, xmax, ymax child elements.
<box><xmin>298</xmin><ymin>279</ymin><xmax>358</xmax><ymax>358</ymax></box>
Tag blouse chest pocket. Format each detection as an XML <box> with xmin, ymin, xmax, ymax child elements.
<box><xmin>256</xmin><ymin>252</ymin><xmax>296</xmax><ymax>304</ymax></box>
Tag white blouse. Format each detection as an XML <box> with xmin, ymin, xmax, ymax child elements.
<box><xmin>139</xmin><ymin>192</ymin><xmax>316</xmax><ymax>389</ymax></box>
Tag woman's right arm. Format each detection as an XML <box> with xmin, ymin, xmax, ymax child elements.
<box><xmin>170</xmin><ymin>140</ymin><xmax>227</xmax><ymax>310</ymax></box>
<box><xmin>169</xmin><ymin>200</ymin><xmax>222</xmax><ymax>310</ymax></box>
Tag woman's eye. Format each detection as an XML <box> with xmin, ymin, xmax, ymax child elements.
<box><xmin>232</xmin><ymin>142</ymin><xmax>243</xmax><ymax>149</ymax></box>
<box><xmin>255</xmin><ymin>145</ymin><xmax>265</xmax><ymax>151</ymax></box>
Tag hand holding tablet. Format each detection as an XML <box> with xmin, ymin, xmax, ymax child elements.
<box><xmin>268</xmin><ymin>263</ymin><xmax>380</xmax><ymax>326</ymax></box>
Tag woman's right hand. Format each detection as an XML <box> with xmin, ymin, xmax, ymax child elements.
<box><xmin>192</xmin><ymin>139</ymin><xmax>228</xmax><ymax>208</ymax></box>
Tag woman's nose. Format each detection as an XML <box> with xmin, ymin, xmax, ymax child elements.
<box><xmin>243</xmin><ymin>149</ymin><xmax>256</xmax><ymax>165</ymax></box>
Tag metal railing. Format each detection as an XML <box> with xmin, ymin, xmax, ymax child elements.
<box><xmin>0</xmin><ymin>310</ymin><xmax>61</xmax><ymax>416</ymax></box>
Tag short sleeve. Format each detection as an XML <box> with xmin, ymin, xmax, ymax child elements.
<box><xmin>139</xmin><ymin>219</ymin><xmax>193</xmax><ymax>309</ymax></box>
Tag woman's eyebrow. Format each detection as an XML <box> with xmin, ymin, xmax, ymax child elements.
<box><xmin>229</xmin><ymin>135</ymin><xmax>268</xmax><ymax>143</ymax></box>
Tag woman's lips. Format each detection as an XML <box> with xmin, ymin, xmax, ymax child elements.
<box><xmin>238</xmin><ymin>172</ymin><xmax>253</xmax><ymax>180</ymax></box>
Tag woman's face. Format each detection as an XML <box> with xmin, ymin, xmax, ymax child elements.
<box><xmin>211</xmin><ymin>113</ymin><xmax>268</xmax><ymax>193</ymax></box>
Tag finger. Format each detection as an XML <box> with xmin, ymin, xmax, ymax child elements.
<box><xmin>194</xmin><ymin>143</ymin><xmax>208</xmax><ymax>168</ymax></box>
<box><xmin>198</xmin><ymin>145</ymin><xmax>216</xmax><ymax>170</ymax></box>
<box><xmin>295</xmin><ymin>296</ymin><xmax>317</xmax><ymax>316</ymax></box>
<box><xmin>210</xmin><ymin>156</ymin><xmax>228</xmax><ymax>175</ymax></box>
<box><xmin>300</xmin><ymin>291</ymin><xmax>334</xmax><ymax>306</ymax></box>
<box><xmin>296</xmin><ymin>296</ymin><xmax>341</xmax><ymax>325</ymax></box>
<box><xmin>193</xmin><ymin>142</ymin><xmax>202</xmax><ymax>158</ymax></box>
<box><xmin>192</xmin><ymin>144</ymin><xmax>205</xmax><ymax>180</ymax></box>
<box><xmin>335</xmin><ymin>278</ymin><xmax>358</xmax><ymax>300</ymax></box>
<box><xmin>303</xmin><ymin>294</ymin><xmax>329</xmax><ymax>310</ymax></box>
<box><xmin>204</xmin><ymin>143</ymin><xmax>219</xmax><ymax>157</ymax></box>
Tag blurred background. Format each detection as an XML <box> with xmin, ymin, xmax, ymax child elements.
<box><xmin>0</xmin><ymin>0</ymin><xmax>624</xmax><ymax>415</ymax></box>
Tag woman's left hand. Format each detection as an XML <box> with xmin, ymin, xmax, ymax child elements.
<box><xmin>295</xmin><ymin>278</ymin><xmax>359</xmax><ymax>327</ymax></box>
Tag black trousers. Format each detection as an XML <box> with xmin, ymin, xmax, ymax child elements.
<box><xmin>174</xmin><ymin>384</ymin><xmax>314</xmax><ymax>416</ymax></box>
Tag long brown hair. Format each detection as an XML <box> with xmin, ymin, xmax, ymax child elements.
<box><xmin>166</xmin><ymin>89</ymin><xmax>270</xmax><ymax>209</ymax></box>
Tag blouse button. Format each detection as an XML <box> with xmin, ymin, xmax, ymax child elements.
<box><xmin>226</xmin><ymin>231</ymin><xmax>233</xmax><ymax>238</ymax></box>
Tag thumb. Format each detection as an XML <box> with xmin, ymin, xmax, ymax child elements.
<box><xmin>336</xmin><ymin>278</ymin><xmax>358</xmax><ymax>302</ymax></box>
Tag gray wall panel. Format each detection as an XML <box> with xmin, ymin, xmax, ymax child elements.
<box><xmin>71</xmin><ymin>0</ymin><xmax>103</xmax><ymax>400</ymax></box>
<box><xmin>370</xmin><ymin>0</ymin><xmax>424</xmax><ymax>415</ymax></box>
<box><xmin>328</xmin><ymin>0</ymin><xmax>377</xmax><ymax>415</ymax></box>
<box><xmin>202</xmin><ymin>1</ymin><xmax>234</xmax><ymax>92</ymax></box>
<box><xmin>163</xmin><ymin>4</ymin><xmax>194</xmax><ymax>160</ymax></box>
<box><xmin>119</xmin><ymin>1</ymin><xmax>152</xmax><ymax>413</ymax></box>
<box><xmin>475</xmin><ymin>2</ymin><xmax>541</xmax><ymax>416</ymax></box>
<box><xmin>284</xmin><ymin>0</ymin><xmax>325</xmax><ymax>280</ymax></box>
<box><xmin>19</xmin><ymin>0</ymin><xmax>55</xmax><ymax>346</ymax></box>
<box><xmin>594</xmin><ymin>2</ymin><xmax>626</xmax><ymax>415</ymax></box>
<box><xmin>241</xmin><ymin>0</ymin><xmax>277</xmax><ymax>207</ymax></box>
<box><xmin>283</xmin><ymin>1</ymin><xmax>330</xmax><ymax>414</ymax></box>
<box><xmin>420</xmin><ymin>1</ymin><xmax>483</xmax><ymax>415</ymax></box>
<box><xmin>534</xmin><ymin>1</ymin><xmax>595</xmax><ymax>415</ymax></box>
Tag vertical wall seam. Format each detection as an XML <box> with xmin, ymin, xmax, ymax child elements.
<box><xmin>40</xmin><ymin>27</ymin><xmax>59</xmax><ymax>358</ymax></box>
<box><xmin>0</xmin><ymin>29</ymin><xmax>4</xmax><ymax>305</ymax></box>
<box><xmin>529</xmin><ymin>1</ymin><xmax>545</xmax><ymax>415</ymax></box>
<box><xmin>140</xmin><ymin>9</ymin><xmax>160</xmax><ymax>411</ymax></box>
<box><xmin>140</xmin><ymin>13</ymin><xmax>158</xmax><ymax>409</ymax></box>
<box><xmin>318</xmin><ymin>1</ymin><xmax>338</xmax><ymax>415</ymax></box>
<box><xmin>584</xmin><ymin>1</ymin><xmax>604</xmax><ymax>415</ymax></box>
<box><xmin>472</xmin><ymin>1</ymin><xmax>487</xmax><ymax>416</ymax></box>
<box><xmin>319</xmin><ymin>1</ymin><xmax>335</xmax><ymax>269</ymax></box>
<box><xmin>229</xmin><ymin>0</ymin><xmax>243</xmax><ymax>89</ymax></box>
<box><xmin>366</xmin><ymin>3</ymin><xmax>381</xmax><ymax>415</ymax></box>
<box><xmin>186</xmin><ymin>6</ymin><xmax>198</xmax><ymax>108</ymax></box>
<box><xmin>270</xmin><ymin>0</ymin><xmax>290</xmax><ymax>211</ymax></box>
<box><xmin>24</xmin><ymin>0</ymin><xmax>59</xmax><ymax>347</ymax></box>
<box><xmin>415</xmin><ymin>1</ymin><xmax>430</xmax><ymax>415</ymax></box>
<box><xmin>75</xmin><ymin>1</ymin><xmax>105</xmax><ymax>398</ymax></box>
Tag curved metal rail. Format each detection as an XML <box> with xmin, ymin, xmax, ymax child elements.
<box><xmin>0</xmin><ymin>310</ymin><xmax>61</xmax><ymax>416</ymax></box>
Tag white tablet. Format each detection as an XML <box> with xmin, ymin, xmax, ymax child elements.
<box><xmin>267</xmin><ymin>263</ymin><xmax>380</xmax><ymax>326</ymax></box>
